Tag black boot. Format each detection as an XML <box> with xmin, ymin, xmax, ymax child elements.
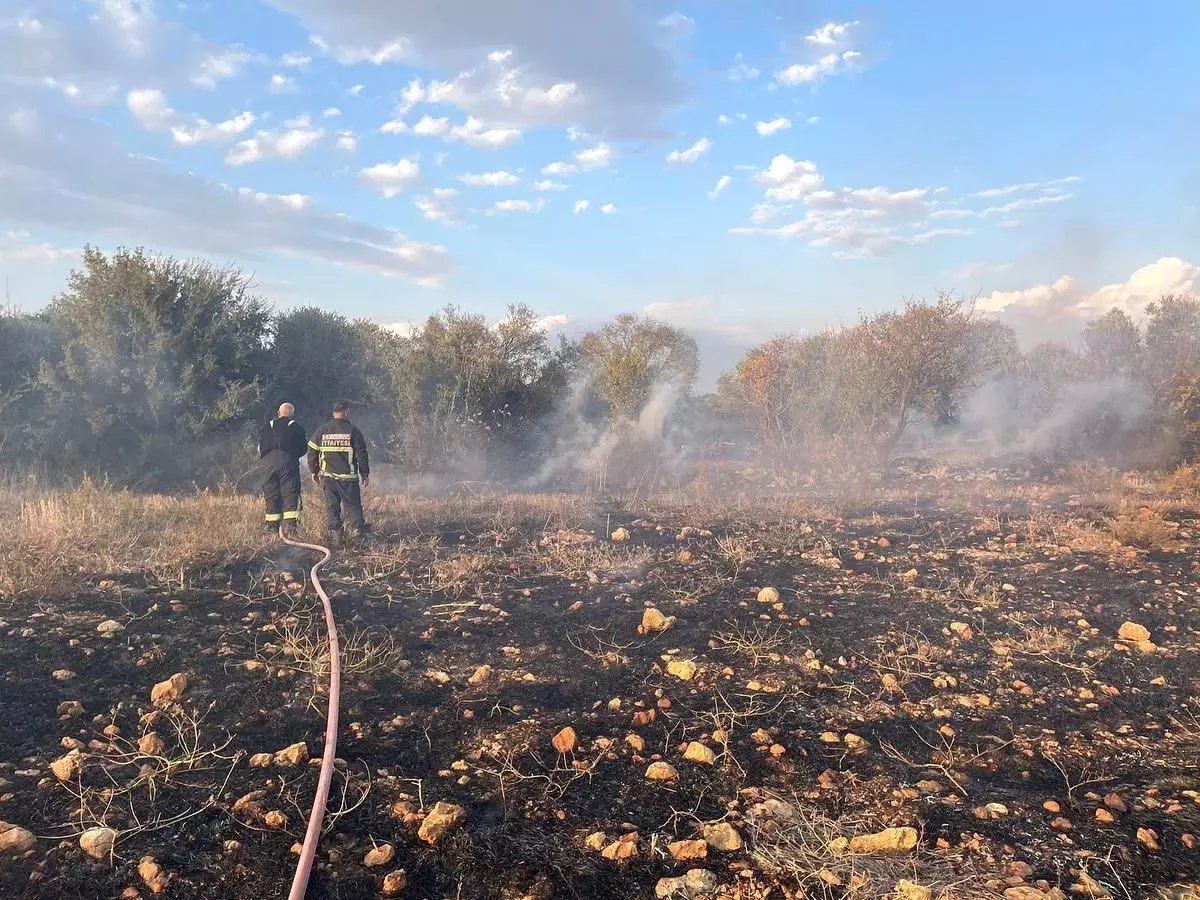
<box><xmin>281</xmin><ymin>522</ymin><xmax>299</xmax><ymax>540</ymax></box>
<box><xmin>265</xmin><ymin>521</ymin><xmax>280</xmax><ymax>536</ymax></box>
<box><xmin>324</xmin><ymin>530</ymin><xmax>343</xmax><ymax>550</ymax></box>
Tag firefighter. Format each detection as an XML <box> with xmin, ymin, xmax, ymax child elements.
<box><xmin>259</xmin><ymin>402</ymin><xmax>308</xmax><ymax>536</ymax></box>
<box><xmin>307</xmin><ymin>400</ymin><xmax>371</xmax><ymax>548</ymax></box>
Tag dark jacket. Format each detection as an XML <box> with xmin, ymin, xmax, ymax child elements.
<box><xmin>259</xmin><ymin>417</ymin><xmax>308</xmax><ymax>463</ymax></box>
<box><xmin>308</xmin><ymin>418</ymin><xmax>370</xmax><ymax>480</ymax></box>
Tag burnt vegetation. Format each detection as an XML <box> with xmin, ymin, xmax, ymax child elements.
<box><xmin>1</xmin><ymin>247</ymin><xmax>1199</xmax><ymax>900</ymax></box>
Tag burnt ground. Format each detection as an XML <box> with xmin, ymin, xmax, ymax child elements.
<box><xmin>1</xmin><ymin>484</ymin><xmax>1199</xmax><ymax>899</ymax></box>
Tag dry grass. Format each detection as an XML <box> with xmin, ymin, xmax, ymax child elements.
<box><xmin>1108</xmin><ymin>507</ymin><xmax>1180</xmax><ymax>550</ymax></box>
<box><xmin>1</xmin><ymin>477</ymin><xmax>268</xmax><ymax>600</ymax></box>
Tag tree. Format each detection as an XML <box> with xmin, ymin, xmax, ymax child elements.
<box><xmin>0</xmin><ymin>307</ymin><xmax>63</xmax><ymax>458</ymax></box>
<box><xmin>847</xmin><ymin>295</ymin><xmax>977</xmax><ymax>461</ymax></box>
<box><xmin>578</xmin><ymin>314</ymin><xmax>698</xmax><ymax>421</ymax></box>
<box><xmin>1083</xmin><ymin>308</ymin><xmax>1143</xmax><ymax>377</ymax></box>
<box><xmin>35</xmin><ymin>247</ymin><xmax>271</xmax><ymax>487</ymax></box>
<box><xmin>377</xmin><ymin>304</ymin><xmax>571</xmax><ymax>474</ymax></box>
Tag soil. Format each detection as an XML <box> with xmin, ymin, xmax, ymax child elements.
<box><xmin>1</xmin><ymin>481</ymin><xmax>1198</xmax><ymax>899</ymax></box>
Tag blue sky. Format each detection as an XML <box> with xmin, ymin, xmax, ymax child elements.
<box><xmin>1</xmin><ymin>0</ymin><xmax>1198</xmax><ymax>381</ymax></box>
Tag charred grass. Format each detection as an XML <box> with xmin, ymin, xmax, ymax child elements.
<box><xmin>1</xmin><ymin>470</ymin><xmax>1199</xmax><ymax>899</ymax></box>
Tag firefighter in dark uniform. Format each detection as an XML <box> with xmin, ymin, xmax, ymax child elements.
<box><xmin>259</xmin><ymin>402</ymin><xmax>308</xmax><ymax>536</ymax></box>
<box><xmin>307</xmin><ymin>400</ymin><xmax>371</xmax><ymax>548</ymax></box>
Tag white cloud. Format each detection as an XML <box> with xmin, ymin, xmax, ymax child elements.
<box><xmin>263</xmin><ymin>0</ymin><xmax>688</xmax><ymax>137</ymax></box>
<box><xmin>348</xmin><ymin>84</ymin><xmax>365</xmax><ymax>96</ymax></box>
<box><xmin>755</xmin><ymin>154</ymin><xmax>824</xmax><ymax>201</ymax></box>
<box><xmin>459</xmin><ymin>170</ymin><xmax>520</xmax><ymax>187</ymax></box>
<box><xmin>981</xmin><ymin>192</ymin><xmax>1074</xmax><ymax>218</ymax></box>
<box><xmin>335</xmin><ymin>131</ymin><xmax>358</xmax><ymax>152</ymax></box>
<box><xmin>658</xmin><ymin>12</ymin><xmax>696</xmax><ymax>35</ymax></box>
<box><xmin>542</xmin><ymin>142</ymin><xmax>614</xmax><ymax>177</ymax></box>
<box><xmin>979</xmin><ymin>259</ymin><xmax>1200</xmax><ymax>328</ymax></box>
<box><xmin>930</xmin><ymin>207</ymin><xmax>975</xmax><ymax>219</ymax></box>
<box><xmin>807</xmin><ymin>115</ymin><xmax>820</xmax><ymax>125</ymax></box>
<box><xmin>728</xmin><ymin>53</ymin><xmax>761</xmax><ymax>82</ymax></box>
<box><xmin>708</xmin><ymin>175</ymin><xmax>732</xmax><ymax>198</ymax></box>
<box><xmin>322</xmin><ymin>107</ymin><xmax>342</xmax><ymax>118</ymax></box>
<box><xmin>776</xmin><ymin>51</ymin><xmax>859</xmax><ymax>85</ymax></box>
<box><xmin>776</xmin><ymin>21</ymin><xmax>861</xmax><ymax>86</ymax></box>
<box><xmin>665</xmin><ymin>137</ymin><xmax>711</xmax><ymax>166</ymax></box>
<box><xmin>717</xmin><ymin>115</ymin><xmax>733</xmax><ymax>126</ymax></box>
<box><xmin>970</xmin><ymin>176</ymin><xmax>1081</xmax><ymax>199</ymax></box>
<box><xmin>0</xmin><ymin>229</ymin><xmax>77</xmax><ymax>264</ymax></box>
<box><xmin>755</xmin><ymin>117</ymin><xmax>792</xmax><ymax>137</ymax></box>
<box><xmin>268</xmin><ymin>73</ymin><xmax>299</xmax><ymax>93</ymax></box>
<box><xmin>0</xmin><ymin>4</ymin><xmax>248</xmax><ymax>99</ymax></box>
<box><xmin>0</xmin><ymin>93</ymin><xmax>450</xmax><ymax>284</ymax></box>
<box><xmin>806</xmin><ymin>21</ymin><xmax>859</xmax><ymax>46</ymax></box>
<box><xmin>600</xmin><ymin>202</ymin><xmax>617</xmax><ymax>214</ymax></box>
<box><xmin>534</xmin><ymin>179</ymin><xmax>567</xmax><ymax>191</ymax></box>
<box><xmin>534</xmin><ymin>313</ymin><xmax>571</xmax><ymax>332</ymax></box>
<box><xmin>126</xmin><ymin>89</ymin><xmax>256</xmax><ymax>146</ymax></box>
<box><xmin>414</xmin><ymin>187</ymin><xmax>460</xmax><ymax>224</ymax></box>
<box><xmin>400</xmin><ymin>114</ymin><xmax>521</xmax><ymax>148</ymax></box>
<box><xmin>574</xmin><ymin>200</ymin><xmax>590</xmax><ymax>214</ymax></box>
<box><xmin>488</xmin><ymin>198</ymin><xmax>544</xmax><ymax>215</ymax></box>
<box><xmin>281</xmin><ymin>51</ymin><xmax>313</xmax><ymax>69</ymax></box>
<box><xmin>226</xmin><ymin>115</ymin><xmax>323</xmax><ymax>165</ymax></box>
<box><xmin>358</xmin><ymin>158</ymin><xmax>421</xmax><ymax>197</ymax></box>
<box><xmin>396</xmin><ymin>79</ymin><xmax>426</xmax><ymax>114</ymax></box>
<box><xmin>383</xmin><ymin>321</ymin><xmax>419</xmax><ymax>338</ymax></box>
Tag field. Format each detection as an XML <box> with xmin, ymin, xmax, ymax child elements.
<box><xmin>1</xmin><ymin>466</ymin><xmax>1199</xmax><ymax>900</ymax></box>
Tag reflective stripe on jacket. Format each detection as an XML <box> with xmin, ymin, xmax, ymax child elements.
<box><xmin>307</xmin><ymin>418</ymin><xmax>369</xmax><ymax>480</ymax></box>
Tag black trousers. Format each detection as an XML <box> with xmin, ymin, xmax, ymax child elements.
<box><xmin>262</xmin><ymin>451</ymin><xmax>301</xmax><ymax>524</ymax></box>
<box><xmin>321</xmin><ymin>477</ymin><xmax>366</xmax><ymax>533</ymax></box>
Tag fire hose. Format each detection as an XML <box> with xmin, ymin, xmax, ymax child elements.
<box><xmin>278</xmin><ymin>526</ymin><xmax>340</xmax><ymax>900</ymax></box>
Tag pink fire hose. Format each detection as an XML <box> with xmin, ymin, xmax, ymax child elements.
<box><xmin>279</xmin><ymin>527</ymin><xmax>340</xmax><ymax>900</ymax></box>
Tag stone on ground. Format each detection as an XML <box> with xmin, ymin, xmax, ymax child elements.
<box><xmin>418</xmin><ymin>801</ymin><xmax>466</xmax><ymax>844</ymax></box>
<box><xmin>0</xmin><ymin>822</ymin><xmax>37</xmax><ymax>855</ymax></box>
<box><xmin>847</xmin><ymin>826</ymin><xmax>918</xmax><ymax>854</ymax></box>
<box><xmin>150</xmin><ymin>672</ymin><xmax>189</xmax><ymax>705</ymax></box>
<box><xmin>79</xmin><ymin>826</ymin><xmax>118</xmax><ymax>859</ymax></box>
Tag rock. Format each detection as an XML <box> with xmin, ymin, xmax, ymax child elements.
<box><xmin>468</xmin><ymin>664</ymin><xmax>493</xmax><ymax>685</ymax></box>
<box><xmin>584</xmin><ymin>831</ymin><xmax>608</xmax><ymax>851</ymax></box>
<box><xmin>552</xmin><ymin>727</ymin><xmax>578</xmax><ymax>754</ymax></box>
<box><xmin>646</xmin><ymin>762</ymin><xmax>679</xmax><ymax>782</ymax></box>
<box><xmin>1138</xmin><ymin>827</ymin><xmax>1160</xmax><ymax>851</ymax></box>
<box><xmin>668</xmin><ymin>839</ymin><xmax>708</xmax><ymax>861</ymax></box>
<box><xmin>756</xmin><ymin>587</ymin><xmax>780</xmax><ymax>604</ymax></box>
<box><xmin>702</xmin><ymin>823</ymin><xmax>743</xmax><ymax>852</ymax></box>
<box><xmin>640</xmin><ymin>608</ymin><xmax>676</xmax><ymax>635</ymax></box>
<box><xmin>667</xmin><ymin>659</ymin><xmax>698</xmax><ymax>681</ymax></box>
<box><xmin>984</xmin><ymin>802</ymin><xmax>1009</xmax><ymax>818</ymax></box>
<box><xmin>138</xmin><ymin>733</ymin><xmax>165</xmax><ymax>756</ymax></box>
<box><xmin>625</xmin><ymin>734</ymin><xmax>646</xmax><ymax>752</ymax></box>
<box><xmin>950</xmin><ymin>622</ymin><xmax>973</xmax><ymax>640</ymax></box>
<box><xmin>274</xmin><ymin>742</ymin><xmax>309</xmax><ymax>767</ymax></box>
<box><xmin>600</xmin><ymin>844</ymin><xmax>638</xmax><ymax>864</ymax></box>
<box><xmin>150</xmin><ymin>672</ymin><xmax>189</xmax><ymax>705</ymax></box>
<box><xmin>249</xmin><ymin>753</ymin><xmax>273</xmax><ymax>768</ymax></box>
<box><xmin>50</xmin><ymin>749</ymin><xmax>83</xmax><ymax>781</ymax></box>
<box><xmin>58</xmin><ymin>700</ymin><xmax>84</xmax><ymax>718</ymax></box>
<box><xmin>79</xmin><ymin>826</ymin><xmax>118</xmax><ymax>859</ymax></box>
<box><xmin>656</xmin><ymin>869</ymin><xmax>718</xmax><ymax>898</ymax></box>
<box><xmin>418</xmin><ymin>801</ymin><xmax>466</xmax><ymax>844</ymax></box>
<box><xmin>917</xmin><ymin>780</ymin><xmax>943</xmax><ymax>794</ymax></box>
<box><xmin>264</xmin><ymin>810</ymin><xmax>287</xmax><ymax>828</ymax></box>
<box><xmin>895</xmin><ymin>881</ymin><xmax>932</xmax><ymax>900</ymax></box>
<box><xmin>684</xmin><ymin>742</ymin><xmax>716</xmax><ymax>766</ymax></box>
<box><xmin>382</xmin><ymin>870</ymin><xmax>407</xmax><ymax>895</ymax></box>
<box><xmin>52</xmin><ymin>669</ymin><xmax>76</xmax><ymax>682</ymax></box>
<box><xmin>97</xmin><ymin>619</ymin><xmax>124</xmax><ymax>637</ymax></box>
<box><xmin>1118</xmin><ymin>621</ymin><xmax>1151</xmax><ymax>643</ymax></box>
<box><xmin>847</xmin><ymin>827</ymin><xmax>918</xmax><ymax>854</ymax></box>
<box><xmin>0</xmin><ymin>822</ymin><xmax>37</xmax><ymax>855</ymax></box>
<box><xmin>363</xmin><ymin>843</ymin><xmax>394</xmax><ymax>867</ymax></box>
<box><xmin>233</xmin><ymin>790</ymin><xmax>266</xmax><ymax>818</ymax></box>
<box><xmin>1005</xmin><ymin>889</ymin><xmax>1051</xmax><ymax>900</ymax></box>
<box><xmin>611</xmin><ymin>528</ymin><xmax>630</xmax><ymax>542</ymax></box>
<box><xmin>1103</xmin><ymin>793</ymin><xmax>1127</xmax><ymax>812</ymax></box>
<box><xmin>138</xmin><ymin>856</ymin><xmax>169</xmax><ymax>894</ymax></box>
